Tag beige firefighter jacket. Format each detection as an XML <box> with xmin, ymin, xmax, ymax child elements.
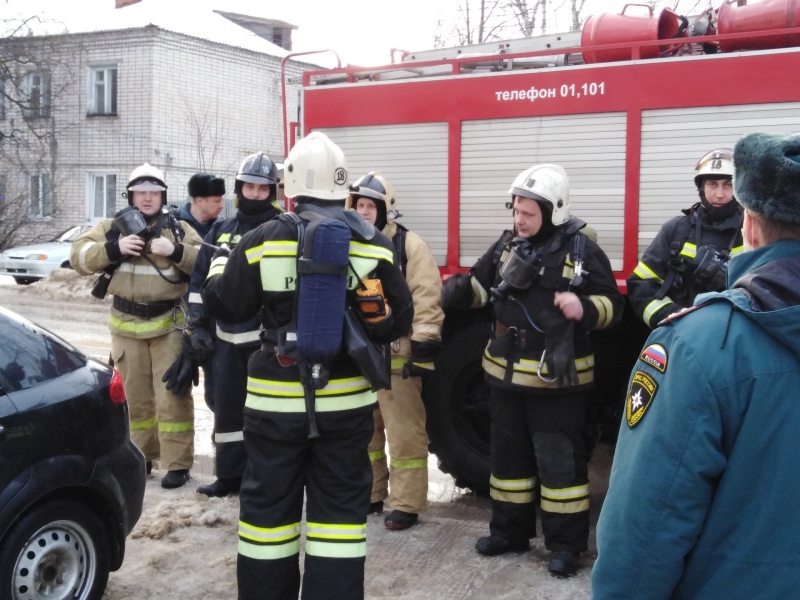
<box><xmin>382</xmin><ymin>221</ymin><xmax>444</xmax><ymax>368</ymax></box>
<box><xmin>71</xmin><ymin>217</ymin><xmax>201</xmax><ymax>339</ymax></box>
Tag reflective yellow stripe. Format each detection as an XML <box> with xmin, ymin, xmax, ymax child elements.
<box><xmin>245</xmin><ymin>390</ymin><xmax>376</xmax><ymax>413</ymax></box>
<box><xmin>247</xmin><ymin>376</ymin><xmax>371</xmax><ymax>397</ymax></box>
<box><xmin>238</xmin><ymin>538</ymin><xmax>300</xmax><ymax>560</ymax></box>
<box><xmin>306</xmin><ymin>522</ymin><xmax>366</xmax><ymax>541</ymax></box>
<box><xmin>260</xmin><ymin>256</ymin><xmax>297</xmax><ymax>292</ymax></box>
<box><xmin>643</xmin><ymin>297</ymin><xmax>674</xmax><ymax>327</ymax></box>
<box><xmin>239</xmin><ymin>520</ymin><xmax>301</xmax><ymax>544</ymax></box>
<box><xmin>305</xmin><ymin>540</ymin><xmax>367</xmax><ymax>558</ymax></box>
<box><xmin>390</xmin><ymin>457</ymin><xmax>428</xmax><ymax>470</ymax></box>
<box><xmin>349</xmin><ymin>240</ymin><xmax>393</xmax><ymax>263</ymax></box>
<box><xmin>588</xmin><ymin>295</ymin><xmax>615</xmax><ymax>329</ymax></box>
<box><xmin>482</xmin><ymin>349</ymin><xmax>595</xmax><ymax>389</ymax></box>
<box><xmin>130</xmin><ymin>416</ymin><xmax>155</xmax><ymax>430</ymax></box>
<box><xmin>540</xmin><ymin>498</ymin><xmax>590</xmax><ymax>514</ymax></box>
<box><xmin>489</xmin><ymin>474</ymin><xmax>536</xmax><ymax>503</ymax></box>
<box><xmin>731</xmin><ymin>244</ymin><xmax>745</xmax><ymax>256</ymax></box>
<box><xmin>391</xmin><ymin>357</ymin><xmax>407</xmax><ymax>370</ymax></box>
<box><xmin>490</xmin><ymin>475</ymin><xmax>535</xmax><ymax>491</ymax></box>
<box><xmin>490</xmin><ymin>488</ymin><xmax>535</xmax><ymax>503</ymax></box>
<box><xmin>470</xmin><ymin>276</ymin><xmax>488</xmax><ymax>307</ymax></box>
<box><xmin>158</xmin><ymin>421</ymin><xmax>194</xmax><ymax>433</ymax></box>
<box><xmin>541</xmin><ymin>483</ymin><xmax>589</xmax><ymax>501</ymax></box>
<box><xmin>369</xmin><ymin>449</ymin><xmax>386</xmax><ymax>462</ymax></box>
<box><xmin>632</xmin><ymin>261</ymin><xmax>662</xmax><ymax>282</ymax></box>
<box><xmin>246</xmin><ymin>240</ymin><xmax>298</xmax><ymax>264</ymax></box>
<box><xmin>109</xmin><ymin>313</ymin><xmax>180</xmax><ymax>334</ymax></box>
<box><xmin>207</xmin><ymin>259</ymin><xmax>226</xmax><ymax>278</ymax></box>
<box><xmin>680</xmin><ymin>242</ymin><xmax>697</xmax><ymax>258</ymax></box>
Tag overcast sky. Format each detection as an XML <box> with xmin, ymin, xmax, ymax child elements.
<box><xmin>5</xmin><ymin>0</ymin><xmax>450</xmax><ymax>67</ymax></box>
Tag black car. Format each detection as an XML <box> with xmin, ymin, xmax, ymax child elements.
<box><xmin>0</xmin><ymin>305</ymin><xmax>145</xmax><ymax>600</ymax></box>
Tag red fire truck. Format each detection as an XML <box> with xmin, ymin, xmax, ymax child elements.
<box><xmin>282</xmin><ymin>0</ymin><xmax>800</xmax><ymax>494</ymax></box>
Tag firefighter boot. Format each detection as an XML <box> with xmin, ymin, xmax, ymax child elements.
<box><xmin>548</xmin><ymin>550</ymin><xmax>580</xmax><ymax>577</ymax></box>
<box><xmin>161</xmin><ymin>469</ymin><xmax>191</xmax><ymax>489</ymax></box>
<box><xmin>475</xmin><ymin>535</ymin><xmax>529</xmax><ymax>556</ymax></box>
<box><xmin>196</xmin><ymin>476</ymin><xmax>242</xmax><ymax>498</ymax></box>
<box><xmin>384</xmin><ymin>510</ymin><xmax>418</xmax><ymax>531</ymax></box>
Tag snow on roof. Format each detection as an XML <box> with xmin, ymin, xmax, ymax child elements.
<box><xmin>7</xmin><ymin>0</ymin><xmax>293</xmax><ymax>58</ymax></box>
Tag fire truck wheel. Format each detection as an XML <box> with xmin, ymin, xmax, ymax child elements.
<box><xmin>425</xmin><ymin>318</ymin><xmax>492</xmax><ymax>496</ymax></box>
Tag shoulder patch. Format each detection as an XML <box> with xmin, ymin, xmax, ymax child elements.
<box><xmin>639</xmin><ymin>343</ymin><xmax>668</xmax><ymax>373</ymax></box>
<box><xmin>626</xmin><ymin>370</ymin><xmax>658</xmax><ymax>429</ymax></box>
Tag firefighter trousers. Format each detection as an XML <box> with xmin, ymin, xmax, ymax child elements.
<box><xmin>111</xmin><ymin>329</ymin><xmax>195</xmax><ymax>471</ymax></box>
<box><xmin>211</xmin><ymin>339</ymin><xmax>256</xmax><ymax>479</ymax></box>
<box><xmin>487</xmin><ymin>387</ymin><xmax>589</xmax><ymax>553</ymax></box>
<box><xmin>368</xmin><ymin>373</ymin><xmax>429</xmax><ymax>513</ymax></box>
<box><xmin>237</xmin><ymin>408</ymin><xmax>374</xmax><ymax>600</ymax></box>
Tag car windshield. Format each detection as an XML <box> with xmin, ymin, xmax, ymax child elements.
<box><xmin>0</xmin><ymin>309</ymin><xmax>85</xmax><ymax>394</ymax></box>
<box><xmin>56</xmin><ymin>225</ymin><xmax>91</xmax><ymax>243</ymax></box>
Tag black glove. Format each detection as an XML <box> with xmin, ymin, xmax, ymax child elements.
<box><xmin>441</xmin><ymin>274</ymin><xmax>474</xmax><ymax>312</ymax></box>
<box><xmin>162</xmin><ymin>340</ymin><xmax>199</xmax><ymax>397</ymax></box>
<box><xmin>188</xmin><ymin>326</ymin><xmax>215</xmax><ymax>361</ymax></box>
<box><xmin>402</xmin><ymin>340</ymin><xmax>441</xmax><ymax>379</ymax></box>
<box><xmin>543</xmin><ymin>321</ymin><xmax>579</xmax><ymax>387</ymax></box>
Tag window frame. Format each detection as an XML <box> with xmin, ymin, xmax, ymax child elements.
<box><xmin>87</xmin><ymin>64</ymin><xmax>118</xmax><ymax>117</ymax></box>
<box><xmin>23</xmin><ymin>71</ymin><xmax>51</xmax><ymax>119</ymax></box>
<box><xmin>86</xmin><ymin>171</ymin><xmax>118</xmax><ymax>220</ymax></box>
<box><xmin>28</xmin><ymin>173</ymin><xmax>53</xmax><ymax>219</ymax></box>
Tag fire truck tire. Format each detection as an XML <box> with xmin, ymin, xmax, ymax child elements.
<box><xmin>425</xmin><ymin>318</ymin><xmax>492</xmax><ymax>496</ymax></box>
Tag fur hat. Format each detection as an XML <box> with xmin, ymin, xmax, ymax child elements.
<box><xmin>733</xmin><ymin>132</ymin><xmax>800</xmax><ymax>223</ymax></box>
<box><xmin>188</xmin><ymin>173</ymin><xmax>226</xmax><ymax>198</ymax></box>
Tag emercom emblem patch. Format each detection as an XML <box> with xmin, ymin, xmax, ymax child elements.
<box><xmin>639</xmin><ymin>343</ymin><xmax>668</xmax><ymax>373</ymax></box>
<box><xmin>626</xmin><ymin>370</ymin><xmax>657</xmax><ymax>428</ymax></box>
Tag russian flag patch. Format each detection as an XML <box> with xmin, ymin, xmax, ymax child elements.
<box><xmin>639</xmin><ymin>343</ymin><xmax>667</xmax><ymax>373</ymax></box>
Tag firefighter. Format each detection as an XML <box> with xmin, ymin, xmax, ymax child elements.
<box><xmin>348</xmin><ymin>172</ymin><xmax>443</xmax><ymax>531</ymax></box>
<box><xmin>181</xmin><ymin>152</ymin><xmax>284</xmax><ymax>498</ymax></box>
<box><xmin>175</xmin><ymin>173</ymin><xmax>226</xmax><ymax>238</ymax></box>
<box><xmin>627</xmin><ymin>148</ymin><xmax>745</xmax><ymax>328</ymax></box>
<box><xmin>441</xmin><ymin>164</ymin><xmax>623</xmax><ymax>577</ymax></box>
<box><xmin>70</xmin><ymin>163</ymin><xmax>201</xmax><ymax>489</ymax></box>
<box><xmin>202</xmin><ymin>132</ymin><xmax>413</xmax><ymax>600</ymax></box>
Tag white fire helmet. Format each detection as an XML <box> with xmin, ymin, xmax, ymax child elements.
<box><xmin>694</xmin><ymin>148</ymin><xmax>734</xmax><ymax>189</ymax></box>
<box><xmin>508</xmin><ymin>164</ymin><xmax>570</xmax><ymax>226</ymax></box>
<box><xmin>127</xmin><ymin>163</ymin><xmax>167</xmax><ymax>206</ymax></box>
<box><xmin>284</xmin><ymin>132</ymin><xmax>349</xmax><ymax>201</ymax></box>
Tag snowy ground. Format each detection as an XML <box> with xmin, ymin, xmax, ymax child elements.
<box><xmin>0</xmin><ymin>270</ymin><xmax>609</xmax><ymax>599</ymax></box>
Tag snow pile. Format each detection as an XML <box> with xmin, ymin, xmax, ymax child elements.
<box><xmin>17</xmin><ymin>268</ymin><xmax>109</xmax><ymax>303</ymax></box>
<box><xmin>131</xmin><ymin>494</ymin><xmax>238</xmax><ymax>540</ymax></box>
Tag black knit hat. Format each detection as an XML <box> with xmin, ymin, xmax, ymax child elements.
<box><xmin>188</xmin><ymin>173</ymin><xmax>226</xmax><ymax>198</ymax></box>
<box><xmin>733</xmin><ymin>132</ymin><xmax>800</xmax><ymax>223</ymax></box>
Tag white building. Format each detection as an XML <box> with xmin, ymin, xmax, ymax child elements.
<box><xmin>0</xmin><ymin>1</ymin><xmax>313</xmax><ymax>243</ymax></box>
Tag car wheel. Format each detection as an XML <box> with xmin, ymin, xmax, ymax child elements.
<box><xmin>13</xmin><ymin>277</ymin><xmax>37</xmax><ymax>285</ymax></box>
<box><xmin>0</xmin><ymin>499</ymin><xmax>111</xmax><ymax>600</ymax></box>
<box><xmin>425</xmin><ymin>318</ymin><xmax>492</xmax><ymax>496</ymax></box>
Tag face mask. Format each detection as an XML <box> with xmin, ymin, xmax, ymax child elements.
<box><xmin>238</xmin><ymin>197</ymin><xmax>272</xmax><ymax>216</ymax></box>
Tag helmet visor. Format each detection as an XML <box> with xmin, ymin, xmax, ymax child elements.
<box><xmin>129</xmin><ymin>179</ymin><xmax>166</xmax><ymax>192</ymax></box>
<box><xmin>350</xmin><ymin>173</ymin><xmax>386</xmax><ymax>202</ymax></box>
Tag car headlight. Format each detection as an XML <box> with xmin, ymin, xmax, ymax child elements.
<box><xmin>25</xmin><ymin>254</ymin><xmax>50</xmax><ymax>261</ymax></box>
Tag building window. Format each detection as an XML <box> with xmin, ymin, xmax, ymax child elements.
<box><xmin>23</xmin><ymin>72</ymin><xmax>51</xmax><ymax>119</ymax></box>
<box><xmin>88</xmin><ymin>173</ymin><xmax>117</xmax><ymax>219</ymax></box>
<box><xmin>29</xmin><ymin>173</ymin><xmax>52</xmax><ymax>218</ymax></box>
<box><xmin>88</xmin><ymin>65</ymin><xmax>118</xmax><ymax>116</ymax></box>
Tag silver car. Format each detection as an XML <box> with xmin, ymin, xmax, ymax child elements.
<box><xmin>0</xmin><ymin>225</ymin><xmax>92</xmax><ymax>285</ymax></box>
